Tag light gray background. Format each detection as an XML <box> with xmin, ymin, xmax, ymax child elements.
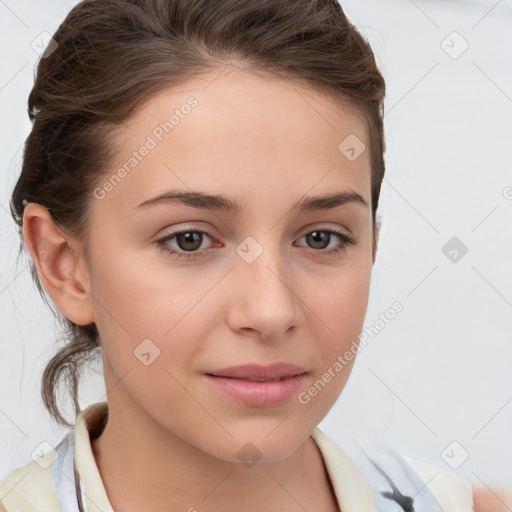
<box><xmin>1</xmin><ymin>0</ymin><xmax>511</xmax><ymax>492</ymax></box>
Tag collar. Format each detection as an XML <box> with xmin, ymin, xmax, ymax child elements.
<box><xmin>73</xmin><ymin>402</ymin><xmax>114</xmax><ymax>512</ymax></box>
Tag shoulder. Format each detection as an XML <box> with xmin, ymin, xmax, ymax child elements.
<box><xmin>406</xmin><ymin>457</ymin><xmax>474</xmax><ymax>512</ymax></box>
<box><xmin>311</xmin><ymin>427</ymin><xmax>474</xmax><ymax>512</ymax></box>
<box><xmin>0</xmin><ymin>449</ymin><xmax>60</xmax><ymax>512</ymax></box>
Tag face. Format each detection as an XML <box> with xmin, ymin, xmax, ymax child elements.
<box><xmin>76</xmin><ymin>65</ymin><xmax>375</xmax><ymax>462</ymax></box>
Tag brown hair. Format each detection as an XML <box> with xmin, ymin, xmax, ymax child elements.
<box><xmin>9</xmin><ymin>0</ymin><xmax>386</xmax><ymax>427</ymax></box>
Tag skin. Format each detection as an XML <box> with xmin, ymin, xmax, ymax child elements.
<box><xmin>473</xmin><ymin>488</ymin><xmax>512</xmax><ymax>511</ymax></box>
<box><xmin>23</xmin><ymin>64</ymin><xmax>378</xmax><ymax>511</ymax></box>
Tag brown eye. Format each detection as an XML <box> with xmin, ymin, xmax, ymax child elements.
<box><xmin>174</xmin><ymin>231</ymin><xmax>204</xmax><ymax>252</ymax></box>
<box><xmin>305</xmin><ymin>231</ymin><xmax>332</xmax><ymax>250</ymax></box>
<box><xmin>296</xmin><ymin>229</ymin><xmax>355</xmax><ymax>256</ymax></box>
<box><xmin>155</xmin><ymin>228</ymin><xmax>216</xmax><ymax>261</ymax></box>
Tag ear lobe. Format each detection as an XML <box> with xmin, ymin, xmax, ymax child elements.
<box><xmin>22</xmin><ymin>202</ymin><xmax>95</xmax><ymax>326</ymax></box>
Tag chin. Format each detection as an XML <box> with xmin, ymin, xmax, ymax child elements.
<box><xmin>197</xmin><ymin>423</ymin><xmax>310</xmax><ymax>465</ymax></box>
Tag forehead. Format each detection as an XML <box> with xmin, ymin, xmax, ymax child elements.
<box><xmin>95</xmin><ymin>65</ymin><xmax>371</xmax><ymax>215</ymax></box>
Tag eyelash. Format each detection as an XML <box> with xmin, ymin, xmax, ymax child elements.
<box><xmin>154</xmin><ymin>226</ymin><xmax>355</xmax><ymax>261</ymax></box>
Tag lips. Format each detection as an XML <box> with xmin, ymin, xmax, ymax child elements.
<box><xmin>204</xmin><ymin>363</ymin><xmax>308</xmax><ymax>407</ymax></box>
<box><xmin>205</xmin><ymin>363</ymin><xmax>307</xmax><ymax>381</ymax></box>
<box><xmin>204</xmin><ymin>363</ymin><xmax>307</xmax><ymax>407</ymax></box>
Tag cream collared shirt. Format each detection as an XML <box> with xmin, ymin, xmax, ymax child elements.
<box><xmin>0</xmin><ymin>402</ymin><xmax>473</xmax><ymax>511</ymax></box>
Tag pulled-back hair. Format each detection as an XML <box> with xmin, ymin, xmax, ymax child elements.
<box><xmin>9</xmin><ymin>0</ymin><xmax>386</xmax><ymax>427</ymax></box>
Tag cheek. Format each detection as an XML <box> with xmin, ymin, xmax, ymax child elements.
<box><xmin>312</xmin><ymin>262</ymin><xmax>372</xmax><ymax>346</ymax></box>
<box><xmin>298</xmin><ymin>270</ymin><xmax>371</xmax><ymax>419</ymax></box>
<box><xmin>305</xmin><ymin>265</ymin><xmax>370</xmax><ymax>399</ymax></box>
<box><xmin>88</xmin><ymin>251</ymin><xmax>216</xmax><ymax>371</ymax></box>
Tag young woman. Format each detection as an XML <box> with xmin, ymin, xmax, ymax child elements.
<box><xmin>0</xmin><ymin>0</ymin><xmax>484</xmax><ymax>510</ymax></box>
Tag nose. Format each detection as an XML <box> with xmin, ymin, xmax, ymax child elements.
<box><xmin>225</xmin><ymin>238</ymin><xmax>303</xmax><ymax>341</ymax></box>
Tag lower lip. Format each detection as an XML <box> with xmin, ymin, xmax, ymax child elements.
<box><xmin>204</xmin><ymin>373</ymin><xmax>307</xmax><ymax>407</ymax></box>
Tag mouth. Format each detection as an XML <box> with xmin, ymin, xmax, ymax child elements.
<box><xmin>203</xmin><ymin>363</ymin><xmax>307</xmax><ymax>407</ymax></box>
<box><xmin>205</xmin><ymin>362</ymin><xmax>307</xmax><ymax>381</ymax></box>
<box><xmin>208</xmin><ymin>376</ymin><xmax>295</xmax><ymax>382</ymax></box>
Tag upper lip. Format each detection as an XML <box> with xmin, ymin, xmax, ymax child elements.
<box><xmin>206</xmin><ymin>363</ymin><xmax>307</xmax><ymax>381</ymax></box>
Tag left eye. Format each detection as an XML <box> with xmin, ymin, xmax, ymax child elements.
<box><xmin>155</xmin><ymin>228</ymin><xmax>354</xmax><ymax>260</ymax></box>
<box><xmin>296</xmin><ymin>230</ymin><xmax>351</xmax><ymax>251</ymax></box>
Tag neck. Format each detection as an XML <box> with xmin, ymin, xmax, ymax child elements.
<box><xmin>90</xmin><ymin>396</ymin><xmax>339</xmax><ymax>512</ymax></box>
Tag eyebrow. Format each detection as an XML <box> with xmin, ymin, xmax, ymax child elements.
<box><xmin>133</xmin><ymin>188</ymin><xmax>369</xmax><ymax>214</ymax></box>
